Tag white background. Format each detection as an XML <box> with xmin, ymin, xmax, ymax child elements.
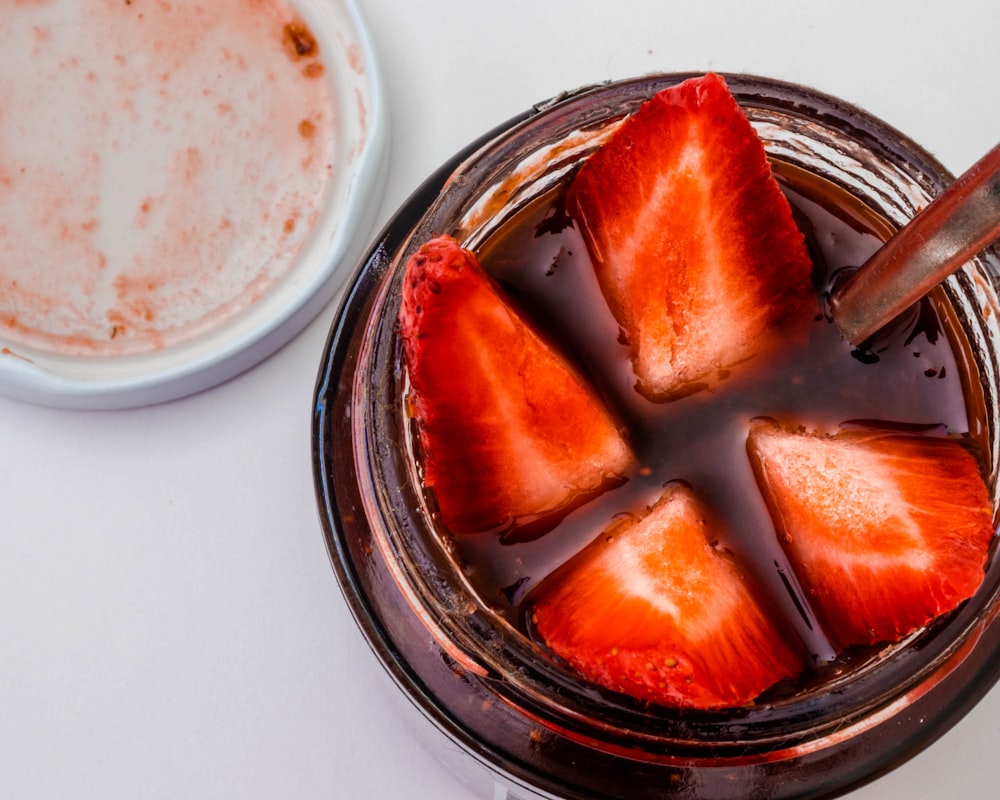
<box><xmin>3</xmin><ymin>1</ymin><xmax>1000</xmax><ymax>798</ymax></box>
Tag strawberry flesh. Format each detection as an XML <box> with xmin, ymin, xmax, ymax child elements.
<box><xmin>747</xmin><ymin>418</ymin><xmax>994</xmax><ymax>648</ymax></box>
<box><xmin>566</xmin><ymin>72</ymin><xmax>815</xmax><ymax>400</ymax></box>
<box><xmin>530</xmin><ymin>483</ymin><xmax>803</xmax><ymax>709</ymax></box>
<box><xmin>399</xmin><ymin>235</ymin><xmax>632</xmax><ymax>541</ymax></box>
<box><xmin>395</xmin><ymin>76</ymin><xmax>995</xmax><ymax>710</ymax></box>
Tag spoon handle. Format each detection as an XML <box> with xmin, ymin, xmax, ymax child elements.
<box><xmin>830</xmin><ymin>142</ymin><xmax>1000</xmax><ymax>344</ymax></box>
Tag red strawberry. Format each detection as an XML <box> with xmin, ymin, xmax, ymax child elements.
<box><xmin>747</xmin><ymin>418</ymin><xmax>994</xmax><ymax>648</ymax></box>
<box><xmin>566</xmin><ymin>72</ymin><xmax>815</xmax><ymax>401</ymax></box>
<box><xmin>530</xmin><ymin>483</ymin><xmax>803</xmax><ymax>709</ymax></box>
<box><xmin>399</xmin><ymin>235</ymin><xmax>631</xmax><ymax>541</ymax></box>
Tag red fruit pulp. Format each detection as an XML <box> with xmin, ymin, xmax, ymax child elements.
<box><xmin>420</xmin><ymin>161</ymin><xmax>980</xmax><ymax>692</ymax></box>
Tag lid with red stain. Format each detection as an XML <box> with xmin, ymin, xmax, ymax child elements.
<box><xmin>0</xmin><ymin>0</ymin><xmax>387</xmax><ymax>408</ymax></box>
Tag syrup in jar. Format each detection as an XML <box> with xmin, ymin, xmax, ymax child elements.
<box><xmin>421</xmin><ymin>162</ymin><xmax>978</xmax><ymax>700</ymax></box>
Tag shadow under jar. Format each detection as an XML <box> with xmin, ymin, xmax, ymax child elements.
<box><xmin>313</xmin><ymin>73</ymin><xmax>1000</xmax><ymax>800</ymax></box>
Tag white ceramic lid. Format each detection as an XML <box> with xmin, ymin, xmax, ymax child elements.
<box><xmin>0</xmin><ymin>0</ymin><xmax>388</xmax><ymax>409</ymax></box>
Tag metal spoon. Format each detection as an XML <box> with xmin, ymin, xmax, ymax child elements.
<box><xmin>829</xmin><ymin>142</ymin><xmax>1000</xmax><ymax>344</ymax></box>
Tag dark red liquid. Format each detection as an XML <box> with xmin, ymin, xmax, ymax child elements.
<box><xmin>429</xmin><ymin>164</ymin><xmax>971</xmax><ymax>673</ymax></box>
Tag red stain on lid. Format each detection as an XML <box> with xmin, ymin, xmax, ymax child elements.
<box><xmin>1</xmin><ymin>0</ymin><xmax>340</xmax><ymax>357</ymax></box>
<box><xmin>282</xmin><ymin>20</ymin><xmax>319</xmax><ymax>59</ymax></box>
<box><xmin>345</xmin><ymin>42</ymin><xmax>364</xmax><ymax>74</ymax></box>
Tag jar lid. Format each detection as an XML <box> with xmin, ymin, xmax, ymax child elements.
<box><xmin>0</xmin><ymin>0</ymin><xmax>388</xmax><ymax>409</ymax></box>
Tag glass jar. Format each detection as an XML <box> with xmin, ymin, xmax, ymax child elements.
<box><xmin>312</xmin><ymin>73</ymin><xmax>1000</xmax><ymax>799</ymax></box>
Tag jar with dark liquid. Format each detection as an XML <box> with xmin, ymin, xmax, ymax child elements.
<box><xmin>313</xmin><ymin>73</ymin><xmax>1000</xmax><ymax>800</ymax></box>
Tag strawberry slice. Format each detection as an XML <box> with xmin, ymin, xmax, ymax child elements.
<box><xmin>566</xmin><ymin>72</ymin><xmax>815</xmax><ymax>401</ymax></box>
<box><xmin>529</xmin><ymin>483</ymin><xmax>803</xmax><ymax>709</ymax></box>
<box><xmin>747</xmin><ymin>418</ymin><xmax>994</xmax><ymax>648</ymax></box>
<box><xmin>399</xmin><ymin>235</ymin><xmax>631</xmax><ymax>541</ymax></box>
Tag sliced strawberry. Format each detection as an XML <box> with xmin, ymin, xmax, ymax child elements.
<box><xmin>529</xmin><ymin>483</ymin><xmax>803</xmax><ymax>709</ymax></box>
<box><xmin>566</xmin><ymin>72</ymin><xmax>815</xmax><ymax>401</ymax></box>
<box><xmin>399</xmin><ymin>235</ymin><xmax>632</xmax><ymax>541</ymax></box>
<box><xmin>747</xmin><ymin>418</ymin><xmax>994</xmax><ymax>648</ymax></box>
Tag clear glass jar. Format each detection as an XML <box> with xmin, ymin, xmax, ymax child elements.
<box><xmin>312</xmin><ymin>73</ymin><xmax>1000</xmax><ymax>799</ymax></box>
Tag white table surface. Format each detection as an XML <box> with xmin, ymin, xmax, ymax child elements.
<box><xmin>4</xmin><ymin>1</ymin><xmax>1000</xmax><ymax>797</ymax></box>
